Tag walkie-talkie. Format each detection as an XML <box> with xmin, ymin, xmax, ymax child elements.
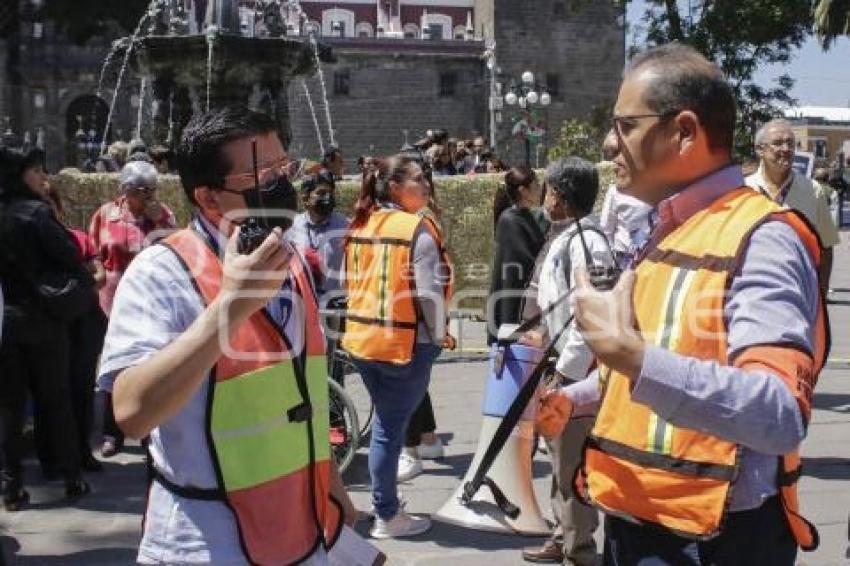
<box><xmin>237</xmin><ymin>139</ymin><xmax>271</xmax><ymax>254</ymax></box>
<box><xmin>574</xmin><ymin>215</ymin><xmax>621</xmax><ymax>291</ymax></box>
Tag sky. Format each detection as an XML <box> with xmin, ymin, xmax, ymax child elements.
<box><xmin>625</xmin><ymin>1</ymin><xmax>850</xmax><ymax>109</ymax></box>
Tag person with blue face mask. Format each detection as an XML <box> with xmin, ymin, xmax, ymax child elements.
<box><xmin>287</xmin><ymin>168</ymin><xmax>349</xmax><ymax>301</ymax></box>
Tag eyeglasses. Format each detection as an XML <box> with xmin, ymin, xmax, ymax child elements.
<box><xmin>760</xmin><ymin>138</ymin><xmax>795</xmax><ymax>150</ymax></box>
<box><xmin>127</xmin><ymin>186</ymin><xmax>156</xmax><ymax>195</ymax></box>
<box><xmin>610</xmin><ymin>111</ymin><xmax>679</xmax><ymax>132</ymax></box>
<box><xmin>220</xmin><ymin>158</ymin><xmax>293</xmax><ymax>191</ymax></box>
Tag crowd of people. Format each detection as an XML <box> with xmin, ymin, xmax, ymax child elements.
<box><xmin>0</xmin><ymin>42</ymin><xmax>846</xmax><ymax>565</ymax></box>
<box><xmin>355</xmin><ymin>130</ymin><xmax>508</xmax><ymax>179</ymax></box>
<box><xmin>0</xmin><ymin>143</ymin><xmax>176</xmax><ymax>511</ymax></box>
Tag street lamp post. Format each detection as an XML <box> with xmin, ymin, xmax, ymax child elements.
<box><xmin>483</xmin><ymin>41</ymin><xmax>502</xmax><ymax>155</ymax></box>
<box><xmin>503</xmin><ymin>70</ymin><xmax>551</xmax><ymax>166</ymax></box>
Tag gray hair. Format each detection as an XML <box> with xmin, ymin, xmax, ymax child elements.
<box><xmin>755</xmin><ymin>118</ymin><xmax>794</xmax><ymax>147</ymax></box>
<box><xmin>119</xmin><ymin>160</ymin><xmax>158</xmax><ymax>191</ymax></box>
<box><xmin>545</xmin><ymin>156</ymin><xmax>599</xmax><ymax>216</ymax></box>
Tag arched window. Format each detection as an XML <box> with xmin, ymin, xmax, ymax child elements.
<box><xmin>355</xmin><ymin>22</ymin><xmax>374</xmax><ymax>38</ymax></box>
<box><xmin>64</xmin><ymin>94</ymin><xmax>110</xmax><ymax>167</ymax></box>
<box><xmin>403</xmin><ymin>23</ymin><xmax>419</xmax><ymax>39</ymax></box>
<box><xmin>322</xmin><ymin>8</ymin><xmax>355</xmax><ymax>37</ymax></box>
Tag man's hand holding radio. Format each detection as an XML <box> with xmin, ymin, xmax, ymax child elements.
<box><xmin>220</xmin><ymin>225</ymin><xmax>293</xmax><ymax>325</ymax></box>
<box><xmin>574</xmin><ymin>268</ymin><xmax>644</xmax><ymax>380</ymax></box>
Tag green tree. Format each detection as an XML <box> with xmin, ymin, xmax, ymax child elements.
<box><xmin>814</xmin><ymin>0</ymin><xmax>850</xmax><ymax>47</ymax></box>
<box><xmin>548</xmin><ymin>119</ymin><xmax>603</xmax><ymax>163</ymax></box>
<box><xmin>623</xmin><ymin>0</ymin><xmax>812</xmax><ymax>159</ymax></box>
<box><xmin>547</xmin><ymin>102</ymin><xmax>613</xmax><ymax>163</ymax></box>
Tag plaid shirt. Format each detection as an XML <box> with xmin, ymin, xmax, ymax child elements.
<box><xmin>88</xmin><ymin>196</ymin><xmax>176</xmax><ymax>314</ymax></box>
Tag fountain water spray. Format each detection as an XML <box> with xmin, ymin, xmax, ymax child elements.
<box><xmin>205</xmin><ymin>25</ymin><xmax>219</xmax><ymax>112</ymax></box>
<box><xmin>166</xmin><ymin>90</ymin><xmax>175</xmax><ymax>147</ymax></box>
<box><xmin>308</xmin><ymin>31</ymin><xmax>335</xmax><ymax>148</ymax></box>
<box><xmin>288</xmin><ymin>1</ymin><xmax>336</xmax><ymax>148</ymax></box>
<box><xmin>301</xmin><ymin>79</ymin><xmax>325</xmax><ymax>155</ymax></box>
<box><xmin>95</xmin><ymin>0</ymin><xmax>333</xmax><ymax>154</ymax></box>
<box><xmin>101</xmin><ymin>0</ymin><xmax>157</xmax><ymax>154</ymax></box>
<box><xmin>135</xmin><ymin>78</ymin><xmax>147</xmax><ymax>140</ymax></box>
<box><xmin>95</xmin><ymin>42</ymin><xmax>121</xmax><ymax>100</ymax></box>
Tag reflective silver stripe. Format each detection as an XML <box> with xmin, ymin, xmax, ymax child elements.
<box><xmin>212</xmin><ymin>413</ymin><xmax>291</xmax><ymax>441</ymax></box>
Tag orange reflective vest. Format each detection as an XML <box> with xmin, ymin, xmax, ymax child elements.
<box><xmin>577</xmin><ymin>188</ymin><xmax>827</xmax><ymax>550</ymax></box>
<box><xmin>342</xmin><ymin>208</ymin><xmax>453</xmax><ymax>365</ymax></box>
<box><xmin>162</xmin><ymin>227</ymin><xmax>342</xmax><ymax>565</ymax></box>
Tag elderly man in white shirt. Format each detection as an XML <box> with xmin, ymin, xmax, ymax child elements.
<box><xmin>520</xmin><ymin>157</ymin><xmax>615</xmax><ymax>566</ymax></box>
<box><xmin>746</xmin><ymin>118</ymin><xmax>839</xmax><ymax>293</ymax></box>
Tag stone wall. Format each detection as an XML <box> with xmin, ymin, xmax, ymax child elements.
<box><xmin>489</xmin><ymin>0</ymin><xmax>625</xmax><ymax>166</ymax></box>
<box><xmin>286</xmin><ymin>40</ymin><xmax>487</xmax><ymax>168</ymax></box>
<box><xmin>52</xmin><ymin>162</ymin><xmax>614</xmax><ymax>313</ymax></box>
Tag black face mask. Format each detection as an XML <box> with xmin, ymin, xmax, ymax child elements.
<box><xmin>241</xmin><ymin>174</ymin><xmax>298</xmax><ymax>232</ymax></box>
<box><xmin>312</xmin><ymin>193</ymin><xmax>335</xmax><ymax>218</ymax></box>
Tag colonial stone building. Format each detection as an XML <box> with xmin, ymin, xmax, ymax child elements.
<box><xmin>0</xmin><ymin>0</ymin><xmax>625</xmax><ymax>172</ymax></box>
<box><xmin>785</xmin><ymin>106</ymin><xmax>850</xmax><ymax>167</ymax></box>
<box><xmin>289</xmin><ymin>0</ymin><xmax>625</xmax><ymax>166</ymax></box>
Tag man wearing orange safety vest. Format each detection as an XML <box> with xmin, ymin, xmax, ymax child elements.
<box><xmin>537</xmin><ymin>45</ymin><xmax>828</xmax><ymax>565</ymax></box>
<box><xmin>97</xmin><ymin>107</ymin><xmax>356</xmax><ymax>564</ymax></box>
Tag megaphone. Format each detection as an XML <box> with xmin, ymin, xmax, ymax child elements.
<box><xmin>434</xmin><ymin>342</ymin><xmax>551</xmax><ymax>535</ymax></box>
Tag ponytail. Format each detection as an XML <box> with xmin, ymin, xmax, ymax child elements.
<box><xmin>348</xmin><ymin>155</ymin><xmax>421</xmax><ymax>233</ymax></box>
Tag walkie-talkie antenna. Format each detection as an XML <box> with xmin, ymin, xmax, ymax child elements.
<box><xmin>251</xmin><ymin>138</ymin><xmax>270</xmax><ymax>231</ymax></box>
<box><xmin>574</xmin><ymin>213</ymin><xmax>594</xmax><ymax>267</ymax></box>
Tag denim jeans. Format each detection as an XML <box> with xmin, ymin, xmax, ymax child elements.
<box><xmin>352</xmin><ymin>344</ymin><xmax>442</xmax><ymax>520</ymax></box>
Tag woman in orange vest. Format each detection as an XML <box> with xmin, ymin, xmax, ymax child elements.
<box><xmin>343</xmin><ymin>154</ymin><xmax>452</xmax><ymax>539</ymax></box>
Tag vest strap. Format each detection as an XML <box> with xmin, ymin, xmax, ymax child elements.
<box><xmin>588</xmin><ymin>436</ymin><xmax>737</xmax><ymax>482</ymax></box>
<box><xmin>151</xmin><ymin>467</ymin><xmax>225</xmax><ymax>501</ymax></box>
<box><xmin>777</xmin><ymin>462</ymin><xmax>802</xmax><ymax>487</ymax></box>
<box><xmin>346</xmin><ymin>313</ymin><xmax>418</xmax><ymax>329</ymax></box>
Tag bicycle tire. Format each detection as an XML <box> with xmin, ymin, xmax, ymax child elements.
<box><xmin>327</xmin><ymin>377</ymin><xmax>360</xmax><ymax>474</ymax></box>
<box><xmin>332</xmin><ymin>351</ymin><xmax>375</xmax><ymax>438</ymax></box>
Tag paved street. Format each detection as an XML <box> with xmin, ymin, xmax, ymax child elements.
<box><xmin>1</xmin><ymin>231</ymin><xmax>849</xmax><ymax>565</ymax></box>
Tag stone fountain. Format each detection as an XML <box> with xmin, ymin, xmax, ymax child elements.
<box><xmin>109</xmin><ymin>0</ymin><xmax>333</xmax><ymax>149</ymax></box>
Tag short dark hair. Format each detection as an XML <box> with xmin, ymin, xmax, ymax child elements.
<box><xmin>628</xmin><ymin>44</ymin><xmax>736</xmax><ymax>153</ymax></box>
<box><xmin>322</xmin><ymin>146</ymin><xmax>342</xmax><ymax>165</ymax></box>
<box><xmin>150</xmin><ymin>145</ymin><xmax>172</xmax><ymax>162</ymax></box>
<box><xmin>0</xmin><ymin>146</ymin><xmax>45</xmax><ymax>199</ymax></box>
<box><xmin>176</xmin><ymin>106</ymin><xmax>276</xmax><ymax>205</ymax></box>
<box><xmin>545</xmin><ymin>156</ymin><xmax>599</xmax><ymax>216</ymax></box>
<box><xmin>301</xmin><ymin>168</ymin><xmax>336</xmax><ymax>195</ymax></box>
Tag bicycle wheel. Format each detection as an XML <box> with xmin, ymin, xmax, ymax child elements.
<box><xmin>332</xmin><ymin>351</ymin><xmax>374</xmax><ymax>438</ymax></box>
<box><xmin>327</xmin><ymin>377</ymin><xmax>360</xmax><ymax>474</ymax></box>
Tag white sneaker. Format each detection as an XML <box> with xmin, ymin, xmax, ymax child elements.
<box><xmin>370</xmin><ymin>510</ymin><xmax>431</xmax><ymax>539</ymax></box>
<box><xmin>365</xmin><ymin>495</ymin><xmax>407</xmax><ymax>520</ymax></box>
<box><xmin>416</xmin><ymin>438</ymin><xmax>444</xmax><ymax>460</ymax></box>
<box><xmin>397</xmin><ymin>452</ymin><xmax>423</xmax><ymax>481</ymax></box>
